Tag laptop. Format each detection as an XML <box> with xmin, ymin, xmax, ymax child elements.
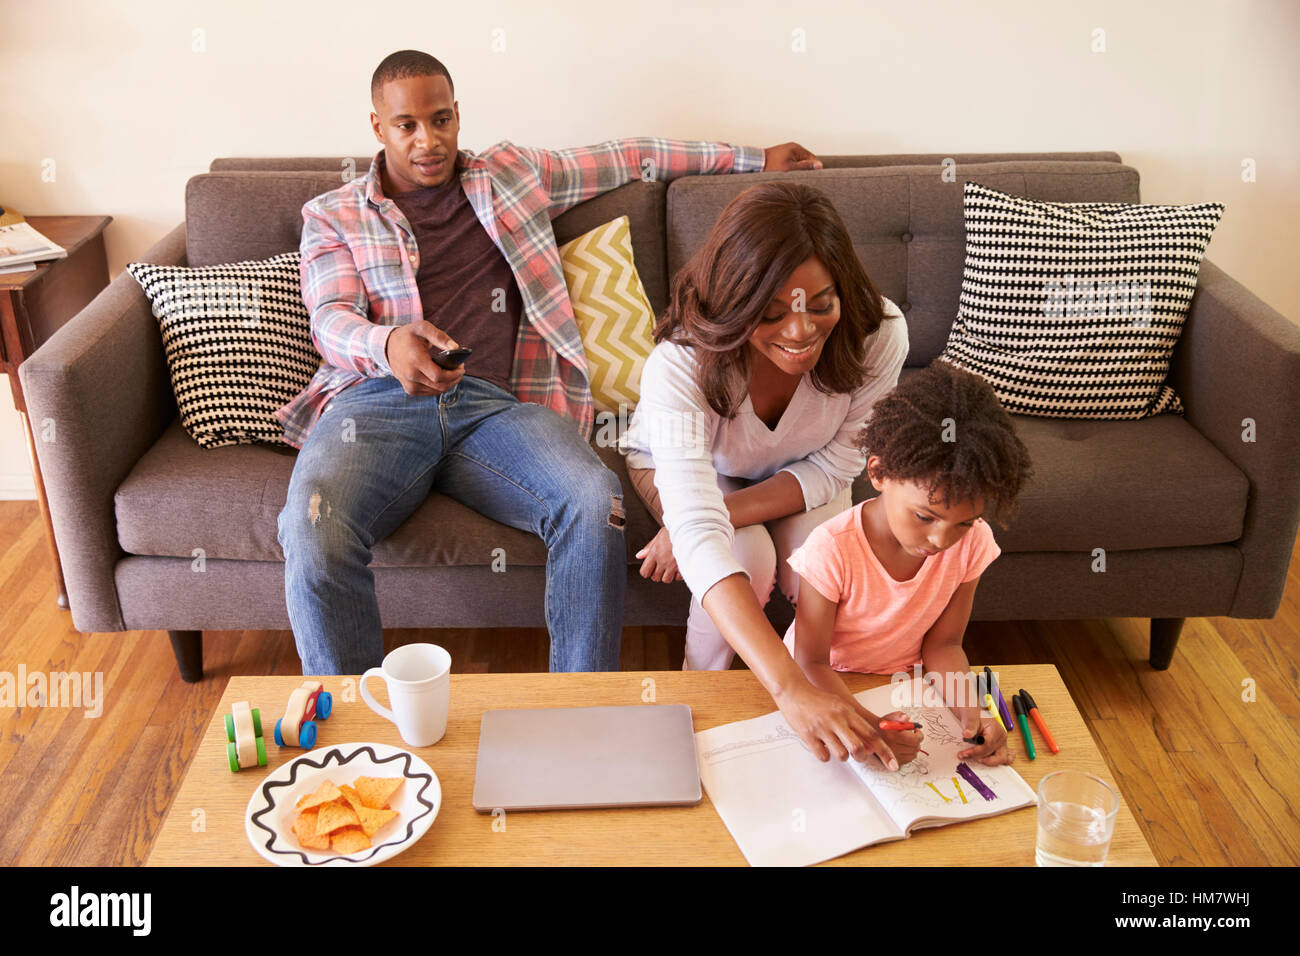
<box><xmin>472</xmin><ymin>704</ymin><xmax>702</xmax><ymax>812</ymax></box>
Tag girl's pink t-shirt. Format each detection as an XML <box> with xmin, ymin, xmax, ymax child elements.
<box><xmin>785</xmin><ymin>499</ymin><xmax>1001</xmax><ymax>675</ymax></box>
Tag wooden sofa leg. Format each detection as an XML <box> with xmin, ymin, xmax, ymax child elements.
<box><xmin>168</xmin><ymin>629</ymin><xmax>204</xmax><ymax>683</ymax></box>
<box><xmin>1149</xmin><ymin>618</ymin><xmax>1184</xmax><ymax>670</ymax></box>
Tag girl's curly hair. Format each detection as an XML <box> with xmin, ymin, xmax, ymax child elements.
<box><xmin>857</xmin><ymin>360</ymin><xmax>1034</xmax><ymax>529</ymax></box>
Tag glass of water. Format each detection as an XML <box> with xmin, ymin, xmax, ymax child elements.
<box><xmin>1035</xmin><ymin>770</ymin><xmax>1119</xmax><ymax>866</ymax></box>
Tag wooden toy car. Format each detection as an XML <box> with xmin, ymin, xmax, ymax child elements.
<box><xmin>225</xmin><ymin>700</ymin><xmax>267</xmax><ymax>772</ymax></box>
<box><xmin>275</xmin><ymin>680</ymin><xmax>333</xmax><ymax>749</ymax></box>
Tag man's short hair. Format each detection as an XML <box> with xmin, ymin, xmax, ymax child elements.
<box><xmin>371</xmin><ymin>50</ymin><xmax>454</xmax><ymax>109</ymax></box>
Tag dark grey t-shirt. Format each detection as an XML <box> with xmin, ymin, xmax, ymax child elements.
<box><xmin>388</xmin><ymin>157</ymin><xmax>522</xmax><ymax>392</ymax></box>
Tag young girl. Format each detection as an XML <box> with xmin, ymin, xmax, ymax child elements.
<box><xmin>784</xmin><ymin>359</ymin><xmax>1034</xmax><ymax>768</ymax></box>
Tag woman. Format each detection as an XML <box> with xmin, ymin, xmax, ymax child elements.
<box><xmin>620</xmin><ymin>181</ymin><xmax>909</xmax><ymax>762</ymax></box>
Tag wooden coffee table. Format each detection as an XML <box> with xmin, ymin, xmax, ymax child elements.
<box><xmin>146</xmin><ymin>665</ymin><xmax>1157</xmax><ymax>866</ymax></box>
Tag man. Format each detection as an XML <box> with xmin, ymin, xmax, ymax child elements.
<box><xmin>275</xmin><ymin>49</ymin><xmax>823</xmax><ymax>675</ymax></box>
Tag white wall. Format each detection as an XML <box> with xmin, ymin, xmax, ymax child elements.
<box><xmin>2</xmin><ymin>0</ymin><xmax>1297</xmax><ymax>498</ymax></box>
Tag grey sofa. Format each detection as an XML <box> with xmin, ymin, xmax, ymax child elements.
<box><xmin>19</xmin><ymin>150</ymin><xmax>1300</xmax><ymax>682</ymax></box>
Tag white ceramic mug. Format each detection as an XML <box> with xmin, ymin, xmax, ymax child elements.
<box><xmin>360</xmin><ymin>644</ymin><xmax>451</xmax><ymax>747</ymax></box>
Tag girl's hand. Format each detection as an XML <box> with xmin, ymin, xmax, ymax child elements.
<box><xmin>871</xmin><ymin>709</ymin><xmax>925</xmax><ymax>767</ymax></box>
<box><xmin>775</xmin><ymin>683</ymin><xmax>899</xmax><ymax>769</ymax></box>
<box><xmin>957</xmin><ymin>714</ymin><xmax>1014</xmax><ymax>767</ymax></box>
<box><xmin>636</xmin><ymin>526</ymin><xmax>679</xmax><ymax>583</ymax></box>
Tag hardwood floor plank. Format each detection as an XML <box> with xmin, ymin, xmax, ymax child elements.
<box><xmin>1167</xmin><ymin>751</ymin><xmax>1277</xmax><ymax>866</ymax></box>
<box><xmin>27</xmin><ymin>632</ymin><xmax>172</xmax><ymax>861</ymax></box>
<box><xmin>1217</xmin><ymin>616</ymin><xmax>1300</xmax><ymax>721</ymax></box>
<box><xmin>1088</xmin><ymin>716</ymin><xmax>1223</xmax><ymax>866</ymax></box>
<box><xmin>0</xmin><ymin>576</ymin><xmax>93</xmax><ymax>779</ymax></box>
<box><xmin>6</xmin><ymin>634</ymin><xmax>120</xmax><ymax>863</ymax></box>
<box><xmin>4</xmin><ymin>630</ymin><xmax>167</xmax><ymax>864</ymax></box>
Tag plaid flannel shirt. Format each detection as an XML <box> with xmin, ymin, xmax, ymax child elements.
<box><xmin>275</xmin><ymin>138</ymin><xmax>765</xmax><ymax>449</ymax></box>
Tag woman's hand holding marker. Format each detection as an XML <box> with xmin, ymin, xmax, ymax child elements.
<box><xmin>958</xmin><ymin>713</ymin><xmax>1015</xmax><ymax>766</ymax></box>
<box><xmin>774</xmin><ymin>685</ymin><xmax>900</xmax><ymax>769</ymax></box>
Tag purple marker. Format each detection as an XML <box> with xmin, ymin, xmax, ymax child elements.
<box><xmin>956</xmin><ymin>762</ymin><xmax>996</xmax><ymax>801</ymax></box>
<box><xmin>985</xmin><ymin>666</ymin><xmax>1015</xmax><ymax>734</ymax></box>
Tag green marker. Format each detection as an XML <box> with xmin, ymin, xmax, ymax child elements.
<box><xmin>1012</xmin><ymin>693</ymin><xmax>1036</xmax><ymax>760</ymax></box>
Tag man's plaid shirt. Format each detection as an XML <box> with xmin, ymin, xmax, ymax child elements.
<box><xmin>275</xmin><ymin>138</ymin><xmax>764</xmax><ymax>448</ymax></box>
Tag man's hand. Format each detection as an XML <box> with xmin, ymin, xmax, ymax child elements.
<box><xmin>762</xmin><ymin>142</ymin><xmax>823</xmax><ymax>172</ymax></box>
<box><xmin>385</xmin><ymin>320</ymin><xmax>465</xmax><ymax>396</ymax></box>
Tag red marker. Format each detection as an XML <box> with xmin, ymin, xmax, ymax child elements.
<box><xmin>878</xmin><ymin>720</ymin><xmax>922</xmax><ymax>731</ymax></box>
<box><xmin>1019</xmin><ymin>689</ymin><xmax>1060</xmax><ymax>754</ymax></box>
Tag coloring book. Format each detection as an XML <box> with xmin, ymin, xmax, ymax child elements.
<box><xmin>695</xmin><ymin>678</ymin><xmax>1036</xmax><ymax>866</ymax></box>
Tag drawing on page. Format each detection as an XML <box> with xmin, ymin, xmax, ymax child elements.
<box><xmin>907</xmin><ymin>705</ymin><xmax>965</xmax><ymax>747</ymax></box>
<box><xmin>847</xmin><ymin>705</ymin><xmax>974</xmax><ymax>810</ymax></box>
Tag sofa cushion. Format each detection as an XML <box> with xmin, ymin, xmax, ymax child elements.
<box><xmin>666</xmin><ymin>161</ymin><xmax>1142</xmax><ymax>368</ymax></box>
<box><xmin>938</xmin><ymin>182</ymin><xmax>1224</xmax><ymax>418</ymax></box>
<box><xmin>185</xmin><ymin>170</ymin><xmax>673</xmax><ymax>315</ymax></box>
<box><xmin>125</xmin><ymin>252</ymin><xmax>319</xmax><ymax>449</ymax></box>
<box><xmin>114</xmin><ymin>420</ymin><xmax>660</xmax><ymax>567</ymax></box>
<box><xmin>851</xmin><ymin>370</ymin><xmax>1248</xmax><ymax>552</ymax></box>
<box><xmin>558</xmin><ymin>215</ymin><xmax>656</xmax><ymax>413</ymax></box>
<box><xmin>121</xmin><ymin>388</ymin><xmax>1247</xmax><ymax>566</ymax></box>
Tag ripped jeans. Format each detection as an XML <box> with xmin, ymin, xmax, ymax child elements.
<box><xmin>277</xmin><ymin>375</ymin><xmax>626</xmax><ymax>675</ymax></box>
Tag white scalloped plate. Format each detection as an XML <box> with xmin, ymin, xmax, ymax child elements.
<box><xmin>245</xmin><ymin>741</ymin><xmax>441</xmax><ymax>866</ymax></box>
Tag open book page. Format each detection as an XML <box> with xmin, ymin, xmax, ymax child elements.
<box><xmin>847</xmin><ymin>678</ymin><xmax>1036</xmax><ymax>832</ymax></box>
<box><xmin>696</xmin><ymin>708</ymin><xmax>904</xmax><ymax>867</ymax></box>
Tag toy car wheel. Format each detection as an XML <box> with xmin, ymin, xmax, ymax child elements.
<box><xmin>256</xmin><ymin>735</ymin><xmax>267</xmax><ymax>767</ymax></box>
<box><xmin>300</xmin><ymin>720</ymin><xmax>317</xmax><ymax>749</ymax></box>
<box><xmin>274</xmin><ymin>719</ymin><xmax>284</xmax><ymax>747</ymax></box>
<box><xmin>227</xmin><ymin>742</ymin><xmax>240</xmax><ymax>773</ymax></box>
<box><xmin>251</xmin><ymin>707</ymin><xmax>263</xmax><ymax>737</ymax></box>
<box><xmin>225</xmin><ymin>712</ymin><xmax>235</xmax><ymax>743</ymax></box>
<box><xmin>316</xmin><ymin>691</ymin><xmax>333</xmax><ymax>720</ymax></box>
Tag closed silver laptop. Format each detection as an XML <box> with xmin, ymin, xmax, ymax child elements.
<box><xmin>472</xmin><ymin>704</ymin><xmax>702</xmax><ymax>811</ymax></box>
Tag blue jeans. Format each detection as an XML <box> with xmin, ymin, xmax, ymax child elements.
<box><xmin>276</xmin><ymin>375</ymin><xmax>626</xmax><ymax>674</ymax></box>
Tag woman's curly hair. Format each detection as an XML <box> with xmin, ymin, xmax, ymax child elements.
<box><xmin>857</xmin><ymin>360</ymin><xmax>1034</xmax><ymax>529</ymax></box>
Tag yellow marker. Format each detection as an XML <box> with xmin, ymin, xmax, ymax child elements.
<box><xmin>985</xmin><ymin>693</ymin><xmax>1007</xmax><ymax>731</ymax></box>
<box><xmin>926</xmin><ymin>782</ymin><xmax>951</xmax><ymax>804</ymax></box>
<box><xmin>952</xmin><ymin>777</ymin><xmax>968</xmax><ymax>804</ymax></box>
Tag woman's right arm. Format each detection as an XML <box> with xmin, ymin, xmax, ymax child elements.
<box><xmin>638</xmin><ymin>346</ymin><xmax>887</xmax><ymax>763</ymax></box>
<box><xmin>701</xmin><ymin>575</ymin><xmax>897</xmax><ymax>766</ymax></box>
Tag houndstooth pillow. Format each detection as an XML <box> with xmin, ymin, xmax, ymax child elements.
<box><xmin>127</xmin><ymin>252</ymin><xmax>320</xmax><ymax>448</ymax></box>
<box><xmin>938</xmin><ymin>182</ymin><xmax>1224</xmax><ymax>418</ymax></box>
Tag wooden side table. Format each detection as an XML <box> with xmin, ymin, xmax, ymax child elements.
<box><xmin>1</xmin><ymin>215</ymin><xmax>113</xmax><ymax>609</ymax></box>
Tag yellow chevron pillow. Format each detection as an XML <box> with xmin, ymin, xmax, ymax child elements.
<box><xmin>558</xmin><ymin>216</ymin><xmax>656</xmax><ymax>413</ymax></box>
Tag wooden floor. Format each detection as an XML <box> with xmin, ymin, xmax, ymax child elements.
<box><xmin>2</xmin><ymin>498</ymin><xmax>1298</xmax><ymax>866</ymax></box>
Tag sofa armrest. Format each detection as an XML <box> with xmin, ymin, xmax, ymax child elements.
<box><xmin>17</xmin><ymin>222</ymin><xmax>186</xmax><ymax>633</ymax></box>
<box><xmin>1170</xmin><ymin>259</ymin><xmax>1300</xmax><ymax>617</ymax></box>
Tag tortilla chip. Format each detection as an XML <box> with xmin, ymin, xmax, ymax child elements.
<box><xmin>313</xmin><ymin>799</ymin><xmax>360</xmax><ymax>836</ymax></box>
<box><xmin>354</xmin><ymin>776</ymin><xmax>402</xmax><ymax>809</ymax></box>
<box><xmin>330</xmin><ymin>825</ymin><xmax>371</xmax><ymax>853</ymax></box>
<box><xmin>355</xmin><ymin>804</ymin><xmax>398</xmax><ymax>837</ymax></box>
<box><xmin>292</xmin><ymin>808</ymin><xmax>331</xmax><ymax>851</ymax></box>
<box><xmin>338</xmin><ymin>783</ymin><xmax>366</xmax><ymax>815</ymax></box>
<box><xmin>296</xmin><ymin>780</ymin><xmax>342</xmax><ymax>811</ymax></box>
